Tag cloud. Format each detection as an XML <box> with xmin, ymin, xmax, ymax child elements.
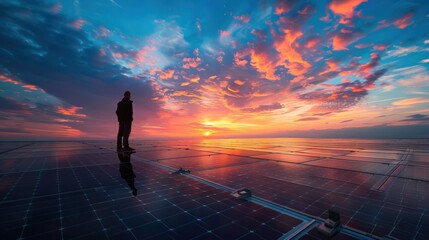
<box><xmin>0</xmin><ymin>1</ymin><xmax>162</xmax><ymax>138</ymax></box>
<box><xmin>234</xmin><ymin>15</ymin><xmax>250</xmax><ymax>23</ymax></box>
<box><xmin>299</xmin><ymin>68</ymin><xmax>387</xmax><ymax>110</ymax></box>
<box><xmin>393</xmin><ymin>12</ymin><xmax>414</xmax><ymax>29</ymax></box>
<box><xmin>332</xmin><ymin>28</ymin><xmax>363</xmax><ymax>50</ymax></box>
<box><xmin>386</xmin><ymin>45</ymin><xmax>429</xmax><ymax>58</ymax></box>
<box><xmin>182</xmin><ymin>57</ymin><xmax>201</xmax><ymax>69</ymax></box>
<box><xmin>392</xmin><ymin>98</ymin><xmax>429</xmax><ymax>106</ymax></box>
<box><xmin>274</xmin><ymin>0</ymin><xmax>297</xmax><ymax>15</ymax></box>
<box><xmin>400</xmin><ymin>114</ymin><xmax>429</xmax><ymax>122</ymax></box>
<box><xmin>250</xmin><ymin>44</ymin><xmax>279</xmax><ymax>80</ymax></box>
<box><xmin>329</xmin><ymin>0</ymin><xmax>368</xmax><ymax>24</ymax></box>
<box><xmin>159</xmin><ymin>69</ymin><xmax>175</xmax><ymax>79</ymax></box>
<box><xmin>57</xmin><ymin>106</ymin><xmax>86</xmax><ymax>118</ymax></box>
<box><xmin>242</xmin><ymin>103</ymin><xmax>284</xmax><ymax>113</ymax></box>
<box><xmin>296</xmin><ymin>117</ymin><xmax>320</xmax><ymax>122</ymax></box>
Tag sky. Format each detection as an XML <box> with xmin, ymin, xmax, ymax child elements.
<box><xmin>0</xmin><ymin>0</ymin><xmax>429</xmax><ymax>140</ymax></box>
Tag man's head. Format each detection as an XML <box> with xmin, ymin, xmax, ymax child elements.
<box><xmin>124</xmin><ymin>91</ymin><xmax>131</xmax><ymax>99</ymax></box>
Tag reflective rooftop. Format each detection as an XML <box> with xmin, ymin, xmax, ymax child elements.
<box><xmin>1</xmin><ymin>138</ymin><xmax>428</xmax><ymax>240</ymax></box>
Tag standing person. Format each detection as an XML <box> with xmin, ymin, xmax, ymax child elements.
<box><xmin>116</xmin><ymin>91</ymin><xmax>135</xmax><ymax>152</ymax></box>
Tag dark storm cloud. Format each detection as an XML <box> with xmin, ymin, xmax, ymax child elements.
<box><xmin>0</xmin><ymin>1</ymin><xmax>161</xmax><ymax>133</ymax></box>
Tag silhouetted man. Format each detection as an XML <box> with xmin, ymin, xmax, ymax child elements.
<box><xmin>116</xmin><ymin>91</ymin><xmax>135</xmax><ymax>152</ymax></box>
<box><xmin>117</xmin><ymin>152</ymin><xmax>138</xmax><ymax>196</ymax></box>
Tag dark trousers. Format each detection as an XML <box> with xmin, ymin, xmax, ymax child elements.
<box><xmin>117</xmin><ymin>121</ymin><xmax>132</xmax><ymax>148</ymax></box>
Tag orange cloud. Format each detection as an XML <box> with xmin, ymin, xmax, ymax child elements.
<box><xmin>234</xmin><ymin>51</ymin><xmax>249</xmax><ymax>67</ymax></box>
<box><xmin>392</xmin><ymin>98</ymin><xmax>429</xmax><ymax>106</ymax></box>
<box><xmin>57</xmin><ymin>106</ymin><xmax>87</xmax><ymax>118</ymax></box>
<box><xmin>183</xmin><ymin>74</ymin><xmax>200</xmax><ymax>83</ymax></box>
<box><xmin>329</xmin><ymin>0</ymin><xmax>367</xmax><ymax>20</ymax></box>
<box><xmin>250</xmin><ymin>47</ymin><xmax>279</xmax><ymax>80</ymax></box>
<box><xmin>393</xmin><ymin>13</ymin><xmax>413</xmax><ymax>29</ymax></box>
<box><xmin>319</xmin><ymin>60</ymin><xmax>339</xmax><ymax>76</ymax></box>
<box><xmin>359</xmin><ymin>52</ymin><xmax>380</xmax><ymax>75</ymax></box>
<box><xmin>275</xmin><ymin>1</ymin><xmax>295</xmax><ymax>15</ymax></box>
<box><xmin>274</xmin><ymin>27</ymin><xmax>311</xmax><ymax>76</ymax></box>
<box><xmin>182</xmin><ymin>57</ymin><xmax>201</xmax><ymax>69</ymax></box>
<box><xmin>304</xmin><ymin>37</ymin><xmax>321</xmax><ymax>49</ymax></box>
<box><xmin>332</xmin><ymin>29</ymin><xmax>363</xmax><ymax>50</ymax></box>
<box><xmin>0</xmin><ymin>74</ymin><xmax>20</xmax><ymax>84</ymax></box>
<box><xmin>23</xmin><ymin>84</ymin><xmax>38</xmax><ymax>91</ymax></box>
<box><xmin>160</xmin><ymin>69</ymin><xmax>175</xmax><ymax>79</ymax></box>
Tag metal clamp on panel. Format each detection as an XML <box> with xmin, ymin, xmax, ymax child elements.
<box><xmin>172</xmin><ymin>167</ymin><xmax>191</xmax><ymax>174</ymax></box>
<box><xmin>231</xmin><ymin>188</ymin><xmax>252</xmax><ymax>199</ymax></box>
<box><xmin>317</xmin><ymin>209</ymin><xmax>341</xmax><ymax>237</ymax></box>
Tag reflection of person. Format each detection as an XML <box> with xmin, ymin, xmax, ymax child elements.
<box><xmin>116</xmin><ymin>91</ymin><xmax>135</xmax><ymax>152</ymax></box>
<box><xmin>117</xmin><ymin>152</ymin><xmax>138</xmax><ymax>196</ymax></box>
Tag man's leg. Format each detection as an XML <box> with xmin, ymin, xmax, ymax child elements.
<box><xmin>123</xmin><ymin>121</ymin><xmax>132</xmax><ymax>149</ymax></box>
<box><xmin>117</xmin><ymin>122</ymin><xmax>124</xmax><ymax>150</ymax></box>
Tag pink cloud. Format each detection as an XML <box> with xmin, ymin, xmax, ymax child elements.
<box><xmin>359</xmin><ymin>52</ymin><xmax>380</xmax><ymax>75</ymax></box>
<box><xmin>392</xmin><ymin>98</ymin><xmax>429</xmax><ymax>106</ymax></box>
<box><xmin>23</xmin><ymin>84</ymin><xmax>38</xmax><ymax>91</ymax></box>
<box><xmin>183</xmin><ymin>74</ymin><xmax>200</xmax><ymax>83</ymax></box>
<box><xmin>274</xmin><ymin>1</ymin><xmax>295</xmax><ymax>15</ymax></box>
<box><xmin>274</xmin><ymin>27</ymin><xmax>311</xmax><ymax>76</ymax></box>
<box><xmin>373</xmin><ymin>44</ymin><xmax>387</xmax><ymax>51</ymax></box>
<box><xmin>250</xmin><ymin>46</ymin><xmax>279</xmax><ymax>80</ymax></box>
<box><xmin>0</xmin><ymin>74</ymin><xmax>20</xmax><ymax>85</ymax></box>
<box><xmin>182</xmin><ymin>57</ymin><xmax>201</xmax><ymax>69</ymax></box>
<box><xmin>57</xmin><ymin>106</ymin><xmax>86</xmax><ymax>118</ymax></box>
<box><xmin>71</xmin><ymin>19</ymin><xmax>86</xmax><ymax>30</ymax></box>
<box><xmin>51</xmin><ymin>3</ymin><xmax>62</xmax><ymax>14</ymax></box>
<box><xmin>319</xmin><ymin>60</ymin><xmax>339</xmax><ymax>76</ymax></box>
<box><xmin>304</xmin><ymin>37</ymin><xmax>321</xmax><ymax>49</ymax></box>
<box><xmin>217</xmin><ymin>55</ymin><xmax>223</xmax><ymax>63</ymax></box>
<box><xmin>220</xmin><ymin>30</ymin><xmax>231</xmax><ymax>37</ymax></box>
<box><xmin>329</xmin><ymin>0</ymin><xmax>368</xmax><ymax>22</ymax></box>
<box><xmin>332</xmin><ymin>28</ymin><xmax>363</xmax><ymax>50</ymax></box>
<box><xmin>160</xmin><ymin>69</ymin><xmax>175</xmax><ymax>79</ymax></box>
<box><xmin>193</xmin><ymin>48</ymin><xmax>199</xmax><ymax>56</ymax></box>
<box><xmin>393</xmin><ymin>13</ymin><xmax>413</xmax><ymax>29</ymax></box>
<box><xmin>251</xmin><ymin>29</ymin><xmax>267</xmax><ymax>39</ymax></box>
<box><xmin>234</xmin><ymin>51</ymin><xmax>248</xmax><ymax>67</ymax></box>
<box><xmin>298</xmin><ymin>4</ymin><xmax>315</xmax><ymax>15</ymax></box>
<box><xmin>96</xmin><ymin>26</ymin><xmax>111</xmax><ymax>38</ymax></box>
<box><xmin>234</xmin><ymin>15</ymin><xmax>250</xmax><ymax>23</ymax></box>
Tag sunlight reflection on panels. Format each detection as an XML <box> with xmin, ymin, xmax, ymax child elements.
<box><xmin>133</xmin><ymin>149</ymin><xmax>213</xmax><ymax>161</ymax></box>
<box><xmin>186</xmin><ymin>147</ymin><xmax>269</xmax><ymax>156</ymax></box>
<box><xmin>330</xmin><ymin>155</ymin><xmax>393</xmax><ymax>164</ymax></box>
<box><xmin>345</xmin><ymin>151</ymin><xmax>402</xmax><ymax>160</ymax></box>
<box><xmin>158</xmin><ymin>154</ymin><xmax>263</xmax><ymax>171</ymax></box>
<box><xmin>304</xmin><ymin>159</ymin><xmax>391</xmax><ymax>174</ymax></box>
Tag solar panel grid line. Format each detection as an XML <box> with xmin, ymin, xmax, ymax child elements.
<box><xmin>0</xmin><ymin>143</ymin><xmax>34</xmax><ymax>155</ymax></box>
<box><xmin>371</xmin><ymin>149</ymin><xmax>413</xmax><ymax>192</ymax></box>
<box><xmin>128</xmin><ymin>151</ymin><xmax>379</xmax><ymax>239</ymax></box>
